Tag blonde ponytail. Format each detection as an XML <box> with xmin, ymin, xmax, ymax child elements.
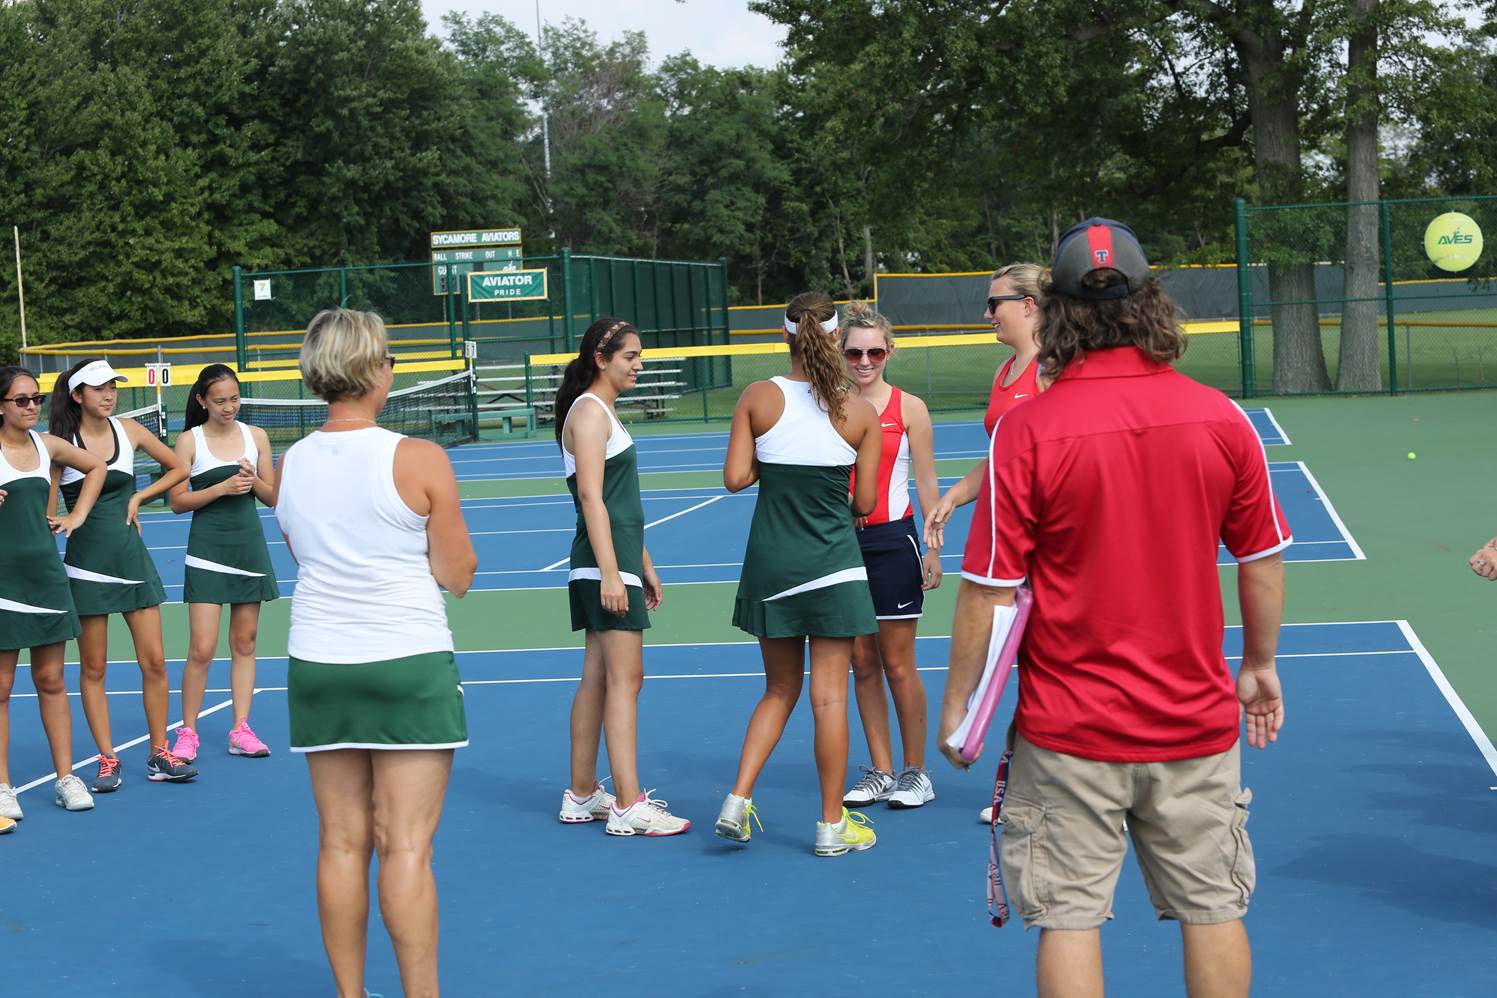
<box><xmin>785</xmin><ymin>291</ymin><xmax>849</xmax><ymax>424</ymax></box>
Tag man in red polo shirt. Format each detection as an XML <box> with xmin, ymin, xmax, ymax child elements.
<box><xmin>939</xmin><ymin>218</ymin><xmax>1289</xmax><ymax>998</ymax></box>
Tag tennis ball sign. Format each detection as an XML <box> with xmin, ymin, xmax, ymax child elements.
<box><xmin>1423</xmin><ymin>212</ymin><xmax>1483</xmax><ymax>272</ymax></box>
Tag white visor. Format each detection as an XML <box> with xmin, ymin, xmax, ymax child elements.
<box><xmin>68</xmin><ymin>360</ymin><xmax>128</xmax><ymax>393</ymax></box>
<box><xmin>783</xmin><ymin>312</ymin><xmax>840</xmax><ymax>336</ymax></box>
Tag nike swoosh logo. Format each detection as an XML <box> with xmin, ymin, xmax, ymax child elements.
<box><xmin>1012</xmin><ymin>393</ymin><xmax>1031</xmax><ymax>399</ymax></box>
<box><xmin>881</xmin><ymin>422</ymin><xmax>898</xmax><ymax>429</ymax></box>
<box><xmin>897</xmin><ymin>601</ymin><xmax>914</xmax><ymax>609</ymax></box>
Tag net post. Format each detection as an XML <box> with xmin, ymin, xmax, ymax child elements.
<box><xmin>338</xmin><ymin>267</ymin><xmax>348</xmax><ymax>307</ymax></box>
<box><xmin>233</xmin><ymin>265</ymin><xmax>247</xmax><ymax>370</ymax></box>
<box><xmin>447</xmin><ymin>264</ymin><xmax>460</xmax><ymax>359</ymax></box>
<box><xmin>561</xmin><ymin>247</ymin><xmax>575</xmax><ymax>350</ymax></box>
<box><xmin>1380</xmin><ymin>201</ymin><xmax>1399</xmax><ymax>395</ymax></box>
<box><xmin>1233</xmin><ymin>198</ymin><xmax>1254</xmax><ymax>398</ymax></box>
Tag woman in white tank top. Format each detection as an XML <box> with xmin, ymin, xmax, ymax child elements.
<box><xmin>273</xmin><ymin>309</ymin><xmax>476</xmax><ymax>998</ymax></box>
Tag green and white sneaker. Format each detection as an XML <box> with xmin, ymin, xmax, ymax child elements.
<box><xmin>714</xmin><ymin>793</ymin><xmax>761</xmax><ymax>844</ymax></box>
<box><xmin>842</xmin><ymin>767</ymin><xmax>896</xmax><ymax>806</ymax></box>
<box><xmin>887</xmin><ymin>767</ymin><xmax>934</xmax><ymax>809</ymax></box>
<box><xmin>54</xmin><ymin>774</ymin><xmax>95</xmax><ymax>811</ymax></box>
<box><xmin>814</xmin><ymin>807</ymin><xmax>876</xmax><ymax>857</ymax></box>
<box><xmin>0</xmin><ymin>782</ymin><xmax>22</xmax><ymax>821</ymax></box>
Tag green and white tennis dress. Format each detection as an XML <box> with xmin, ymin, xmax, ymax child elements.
<box><xmin>181</xmin><ymin>423</ymin><xmax>279</xmax><ymax>605</ymax></box>
<box><xmin>0</xmin><ymin>430</ymin><xmax>80</xmax><ymax>650</ymax></box>
<box><xmin>58</xmin><ymin>417</ymin><xmax>167</xmax><ymax>615</ymax></box>
<box><xmin>733</xmin><ymin>377</ymin><xmax>877</xmax><ymax>638</ymax></box>
<box><xmin>276</xmin><ymin>427</ymin><xmax>467</xmax><ymax>752</ymax></box>
<box><xmin>562</xmin><ymin>393</ymin><xmax>649</xmax><ymax>631</ymax></box>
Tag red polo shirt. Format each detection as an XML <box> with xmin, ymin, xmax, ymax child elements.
<box><xmin>960</xmin><ymin>346</ymin><xmax>1291</xmax><ymax>762</ymax></box>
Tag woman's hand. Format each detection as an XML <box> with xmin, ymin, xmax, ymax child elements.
<box><xmin>600</xmin><ymin>572</ymin><xmax>629</xmax><ymax>615</ymax></box>
<box><xmin>642</xmin><ymin>566</ymin><xmax>664</xmax><ymax>611</ymax></box>
<box><xmin>218</xmin><ymin>470</ymin><xmax>254</xmax><ymax>497</ymax></box>
<box><xmin>1470</xmin><ymin>538</ymin><xmax>1497</xmax><ymax>580</ymax></box>
<box><xmin>48</xmin><ymin>511</ymin><xmax>87</xmax><ymax>537</ymax></box>
<box><xmin>126</xmin><ymin>493</ymin><xmax>144</xmax><ymax>534</ymax></box>
<box><xmin>924</xmin><ymin>490</ymin><xmax>960</xmax><ymax>549</ymax></box>
<box><xmin>921</xmin><ymin>547</ymin><xmax>943</xmax><ymax>591</ymax></box>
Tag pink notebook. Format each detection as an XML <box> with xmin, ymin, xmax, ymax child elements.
<box><xmin>945</xmin><ymin>585</ymin><xmax>1033</xmax><ymax>764</ymax></box>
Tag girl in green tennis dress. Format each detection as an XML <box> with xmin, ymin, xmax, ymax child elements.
<box><xmin>47</xmin><ymin>358</ymin><xmax>197</xmax><ymax>791</ymax></box>
<box><xmin>555</xmin><ymin>318</ymin><xmax>688</xmax><ymax>837</ymax></box>
<box><xmin>0</xmin><ymin>365</ymin><xmax>108</xmax><ymax>820</ymax></box>
<box><xmin>714</xmin><ymin>292</ymin><xmax>884</xmax><ymax>857</ymax></box>
<box><xmin>168</xmin><ymin>364</ymin><xmax>278</xmax><ymax>765</ymax></box>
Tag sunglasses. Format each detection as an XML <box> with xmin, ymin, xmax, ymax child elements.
<box><xmin>2</xmin><ymin>393</ymin><xmax>46</xmax><ymax>408</ymax></box>
<box><xmin>986</xmin><ymin>294</ymin><xmax>1031</xmax><ymax>311</ymax></box>
<box><xmin>844</xmin><ymin>347</ymin><xmax>888</xmax><ymax>362</ymax></box>
<box><xmin>385</xmin><ymin>354</ymin><xmax>397</xmax><ymax>369</ymax></box>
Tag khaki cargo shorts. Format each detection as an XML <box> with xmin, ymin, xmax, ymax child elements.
<box><xmin>999</xmin><ymin>733</ymin><xmax>1255</xmax><ymax>930</ymax></box>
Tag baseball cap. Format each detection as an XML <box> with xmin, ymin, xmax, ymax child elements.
<box><xmin>1050</xmin><ymin>217</ymin><xmax>1151</xmax><ymax>300</ymax></box>
<box><xmin>67</xmin><ymin>360</ymin><xmax>128</xmax><ymax>393</ymax></box>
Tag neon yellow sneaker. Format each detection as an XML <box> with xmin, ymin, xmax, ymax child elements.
<box><xmin>815</xmin><ymin>808</ymin><xmax>876</xmax><ymax>857</ymax></box>
<box><xmin>714</xmin><ymin>793</ymin><xmax>762</xmax><ymax>844</ymax></box>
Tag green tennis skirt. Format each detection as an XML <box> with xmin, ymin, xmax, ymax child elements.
<box><xmin>288</xmin><ymin>650</ymin><xmax>469</xmax><ymax>752</ymax></box>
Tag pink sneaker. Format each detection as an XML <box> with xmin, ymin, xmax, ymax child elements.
<box><xmin>171</xmin><ymin>726</ymin><xmax>200</xmax><ymax>763</ymax></box>
<box><xmin>228</xmin><ymin>721</ymin><xmax>270</xmax><ymax>758</ymax></box>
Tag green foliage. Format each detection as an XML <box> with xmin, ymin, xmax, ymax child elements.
<box><xmin>0</xmin><ymin>0</ymin><xmax>1490</xmax><ymax>350</ymax></box>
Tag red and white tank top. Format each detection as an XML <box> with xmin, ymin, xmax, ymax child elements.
<box><xmin>851</xmin><ymin>387</ymin><xmax>913</xmax><ymax>526</ymax></box>
<box><xmin>984</xmin><ymin>354</ymin><xmax>1042</xmax><ymax>436</ymax></box>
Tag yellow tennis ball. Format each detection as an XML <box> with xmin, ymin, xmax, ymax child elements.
<box><xmin>1407</xmin><ymin>451</ymin><xmax>1417</xmax><ymax>460</ymax></box>
<box><xmin>1424</xmin><ymin>212</ymin><xmax>1483</xmax><ymax>272</ymax></box>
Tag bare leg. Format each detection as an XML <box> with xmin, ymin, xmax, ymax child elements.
<box><xmin>568</xmin><ymin>633</ymin><xmax>606</xmax><ymax>795</ymax></box>
<box><xmin>30</xmin><ymin>643</ymin><xmax>74</xmax><ymax>778</ymax></box>
<box><xmin>0</xmin><ymin>651</ymin><xmax>16</xmax><ymax>785</ymax></box>
<box><xmin>306</xmin><ymin>750</ymin><xmax>375</xmax><ymax>998</ymax></box>
<box><xmin>730</xmin><ymin>637</ymin><xmax>805</xmax><ymax>800</ymax></box>
<box><xmin>1182</xmin><ymin>920</ymin><xmax>1251</xmax><ymax>998</ymax></box>
<box><xmin>372</xmin><ymin>749</ymin><xmax>454</xmax><ymax>998</ymax></box>
<box><xmin>76</xmin><ymin>615</ymin><xmax>114</xmax><ymax>755</ymax></box>
<box><xmin>1036</xmin><ymin>928</ymin><xmax>1104</xmax><ymax>998</ymax></box>
<box><xmin>849</xmin><ymin>634</ymin><xmax>893</xmax><ymax>773</ymax></box>
<box><xmin>875</xmin><ymin>620</ymin><xmax>927</xmax><ymax>769</ymax></box>
<box><xmin>227</xmin><ymin>602</ymin><xmax>261</xmax><ymax>727</ymax></box>
<box><xmin>807</xmin><ymin>636</ymin><xmax>853</xmax><ymax>824</ymax></box>
<box><xmin>123</xmin><ymin>607</ymin><xmax>170</xmax><ymax>751</ymax></box>
<box><xmin>596</xmin><ymin>629</ymin><xmax>643</xmax><ymax>805</ymax></box>
<box><xmin>181</xmin><ymin>602</ymin><xmax>222</xmax><ymax>729</ymax></box>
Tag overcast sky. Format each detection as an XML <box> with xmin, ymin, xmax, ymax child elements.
<box><xmin>421</xmin><ymin>0</ymin><xmax>787</xmax><ymax>69</ymax></box>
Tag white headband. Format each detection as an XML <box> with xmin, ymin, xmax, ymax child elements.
<box><xmin>783</xmin><ymin>312</ymin><xmax>839</xmax><ymax>336</ymax></box>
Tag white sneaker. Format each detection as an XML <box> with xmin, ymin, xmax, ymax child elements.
<box><xmin>887</xmin><ymin>767</ymin><xmax>934</xmax><ymax>809</ymax></box>
<box><xmin>54</xmin><ymin>774</ymin><xmax>94</xmax><ymax>811</ymax></box>
<box><xmin>605</xmin><ymin>791</ymin><xmax>690</xmax><ymax>836</ymax></box>
<box><xmin>714</xmin><ymin>793</ymin><xmax>760</xmax><ymax>843</ymax></box>
<box><xmin>842</xmin><ymin>766</ymin><xmax>896</xmax><ymax>806</ymax></box>
<box><xmin>559</xmin><ymin>782</ymin><xmax>615</xmax><ymax>823</ymax></box>
<box><xmin>0</xmin><ymin>782</ymin><xmax>22</xmax><ymax>820</ymax></box>
<box><xmin>979</xmin><ymin>805</ymin><xmax>1003</xmax><ymax>825</ymax></box>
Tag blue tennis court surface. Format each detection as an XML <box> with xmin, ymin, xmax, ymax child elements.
<box><xmin>6</xmin><ymin>620</ymin><xmax>1495</xmax><ymax>996</ymax></box>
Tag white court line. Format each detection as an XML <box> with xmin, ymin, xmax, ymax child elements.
<box><xmin>1258</xmin><ymin>407</ymin><xmax>1292</xmax><ymax>446</ymax></box>
<box><xmin>1296</xmin><ymin>461</ymin><xmax>1367</xmax><ymax>560</ymax></box>
<box><xmin>14</xmin><ymin>696</ymin><xmax>236</xmax><ymax>796</ymax></box>
<box><xmin>539</xmin><ymin>494</ymin><xmax>728</xmax><ymax>571</ymax></box>
<box><xmin>1397</xmin><ymin>620</ymin><xmax>1497</xmax><ymax>779</ymax></box>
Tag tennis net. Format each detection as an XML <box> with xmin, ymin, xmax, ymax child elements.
<box><xmin>238</xmin><ymin>371</ymin><xmax>478</xmax><ymax>452</ymax></box>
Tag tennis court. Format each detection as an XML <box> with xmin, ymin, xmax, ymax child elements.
<box><xmin>7</xmin><ymin>393</ymin><xmax>1497</xmax><ymax>996</ymax></box>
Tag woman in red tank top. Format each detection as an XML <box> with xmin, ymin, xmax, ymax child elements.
<box><xmin>839</xmin><ymin>302</ymin><xmax>945</xmax><ymax>810</ymax></box>
<box><xmin>925</xmin><ymin>262</ymin><xmax>1049</xmax><ymax>552</ymax></box>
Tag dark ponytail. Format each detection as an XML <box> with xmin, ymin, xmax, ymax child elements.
<box><xmin>785</xmin><ymin>291</ymin><xmax>849</xmax><ymax>425</ymax></box>
<box><xmin>183</xmin><ymin>364</ymin><xmax>240</xmax><ymax>430</ymax></box>
<box><xmin>0</xmin><ymin>365</ymin><xmax>37</xmax><ymax>429</ymax></box>
<box><xmin>47</xmin><ymin>358</ymin><xmax>96</xmax><ymax>443</ymax></box>
<box><xmin>553</xmin><ymin>317</ymin><xmax>637</xmax><ymax>445</ymax></box>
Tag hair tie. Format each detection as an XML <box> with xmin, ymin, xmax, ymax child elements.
<box><xmin>783</xmin><ymin>312</ymin><xmax>839</xmax><ymax>336</ymax></box>
<box><xmin>597</xmin><ymin>320</ymin><xmax>628</xmax><ymax>351</ymax></box>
